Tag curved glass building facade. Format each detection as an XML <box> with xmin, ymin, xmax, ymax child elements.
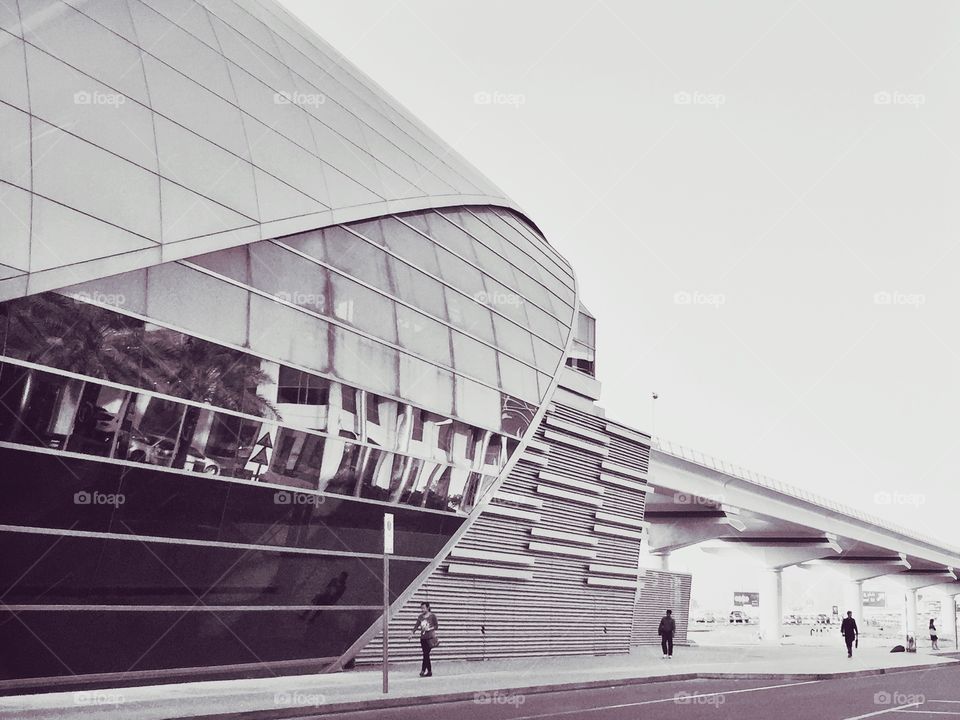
<box><xmin>0</xmin><ymin>0</ymin><xmax>586</xmax><ymax>687</ymax></box>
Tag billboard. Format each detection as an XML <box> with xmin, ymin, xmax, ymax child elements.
<box><xmin>733</xmin><ymin>592</ymin><xmax>760</xmax><ymax>607</ymax></box>
<box><xmin>863</xmin><ymin>591</ymin><xmax>885</xmax><ymax>607</ymax></box>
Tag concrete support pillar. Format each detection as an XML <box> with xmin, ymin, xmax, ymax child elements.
<box><xmin>905</xmin><ymin>588</ymin><xmax>918</xmax><ymax>640</ymax></box>
<box><xmin>654</xmin><ymin>552</ymin><xmax>671</xmax><ymax>572</ymax></box>
<box><xmin>759</xmin><ymin>568</ymin><xmax>783</xmax><ymax>644</ymax></box>
<box><xmin>939</xmin><ymin>595</ymin><xmax>957</xmax><ymax>649</ymax></box>
<box><xmin>842</xmin><ymin>580</ymin><xmax>864</xmax><ymax>624</ymax></box>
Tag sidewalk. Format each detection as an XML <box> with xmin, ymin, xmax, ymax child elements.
<box><xmin>2</xmin><ymin>645</ymin><xmax>956</xmax><ymax>720</ymax></box>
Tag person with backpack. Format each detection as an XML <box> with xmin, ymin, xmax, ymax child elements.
<box><xmin>411</xmin><ymin>602</ymin><xmax>439</xmax><ymax>677</ymax></box>
<box><xmin>657</xmin><ymin>609</ymin><xmax>676</xmax><ymax>658</ymax></box>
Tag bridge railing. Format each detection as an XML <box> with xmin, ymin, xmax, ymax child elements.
<box><xmin>651</xmin><ymin>437</ymin><xmax>954</xmax><ymax>555</ymax></box>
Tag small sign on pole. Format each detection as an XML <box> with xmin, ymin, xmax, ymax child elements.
<box><xmin>382</xmin><ymin>513</ymin><xmax>394</xmax><ymax>694</ymax></box>
<box><xmin>384</xmin><ymin>513</ymin><xmax>395</xmax><ymax>555</ymax></box>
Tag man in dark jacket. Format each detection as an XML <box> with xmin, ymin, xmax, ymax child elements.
<box><xmin>840</xmin><ymin>610</ymin><xmax>858</xmax><ymax>658</ymax></box>
<box><xmin>658</xmin><ymin>609</ymin><xmax>676</xmax><ymax>658</ymax></box>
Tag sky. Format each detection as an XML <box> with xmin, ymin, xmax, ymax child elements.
<box><xmin>279</xmin><ymin>0</ymin><xmax>960</xmax><ymax>554</ymax></box>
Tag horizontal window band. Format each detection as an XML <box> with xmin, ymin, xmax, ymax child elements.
<box><xmin>0</xmin><ymin>605</ymin><xmax>384</xmax><ymax>612</ymax></box>
<box><xmin>542</xmin><ymin>430</ymin><xmax>609</xmax><ymax>456</ymax></box>
<box><xmin>537</xmin><ymin>470</ymin><xmax>604</xmax><ymax>495</ymax></box>
<box><xmin>528</xmin><ymin>541</ymin><xmax>597</xmax><ymax>559</ymax></box>
<box><xmin>448</xmin><ymin>547</ymin><xmax>535</xmax><ymax>565</ymax></box>
<box><xmin>543</xmin><ymin>416</ymin><xmax>610</xmax><ymax>445</ymax></box>
<box><xmin>446</xmin><ymin>563</ymin><xmax>534</xmax><ymax>581</ymax></box>
<box><xmin>536</xmin><ymin>484</ymin><xmax>604</xmax><ymax>507</ymax></box>
<box><xmin>0</xmin><ymin>441</ymin><xmax>471</xmax><ymax>520</ymax></box>
<box><xmin>0</xmin><ymin>524</ymin><xmax>435</xmax><ymax>563</ymax></box>
<box><xmin>482</xmin><ymin>505</ymin><xmax>541</xmax><ymax>522</ymax></box>
<box><xmin>595</xmin><ymin>511</ymin><xmax>647</xmax><ymax>529</ymax></box>
<box><xmin>585</xmin><ymin>577</ymin><xmax>638</xmax><ymax>590</ymax></box>
<box><xmin>520</xmin><ymin>453</ymin><xmax>550</xmax><ymax>467</ymax></box>
<box><xmin>491</xmin><ymin>491</ymin><xmax>544</xmax><ymax>509</ymax></box>
<box><xmin>593</xmin><ymin>524</ymin><xmax>644</xmax><ymax>540</ymax></box>
<box><xmin>588</xmin><ymin>563</ymin><xmax>640</xmax><ymax>577</ymax></box>
<box><xmin>526</xmin><ymin>440</ymin><xmax>552</xmax><ymax>454</ymax></box>
<box><xmin>529</xmin><ymin>527</ymin><xmax>598</xmax><ymax>546</ymax></box>
<box><xmin>600</xmin><ymin>461</ymin><xmax>649</xmax><ymax>481</ymax></box>
<box><xmin>598</xmin><ymin>474</ymin><xmax>651</xmax><ymax>494</ymax></box>
<box><xmin>604</xmin><ymin>423</ymin><xmax>652</xmax><ymax>446</ymax></box>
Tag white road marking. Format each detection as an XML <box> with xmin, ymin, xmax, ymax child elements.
<box><xmin>509</xmin><ymin>680</ymin><xmax>822</xmax><ymax>720</ymax></box>
<box><xmin>894</xmin><ymin>711</ymin><xmax>960</xmax><ymax>715</ymax></box>
<box><xmin>842</xmin><ymin>703</ymin><xmax>921</xmax><ymax>719</ymax></box>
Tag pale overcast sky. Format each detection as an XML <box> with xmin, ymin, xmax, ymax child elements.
<box><xmin>280</xmin><ymin>1</ymin><xmax>960</xmax><ymax>550</ymax></box>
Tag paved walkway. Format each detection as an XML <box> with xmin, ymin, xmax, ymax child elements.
<box><xmin>2</xmin><ymin>645</ymin><xmax>956</xmax><ymax>720</ymax></box>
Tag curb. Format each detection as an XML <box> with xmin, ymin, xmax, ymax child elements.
<box><xmin>185</xmin><ymin>659</ymin><xmax>960</xmax><ymax>720</ymax></box>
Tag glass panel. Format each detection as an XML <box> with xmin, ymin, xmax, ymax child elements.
<box><xmin>330</xmin><ymin>325</ymin><xmax>398</xmax><ymax>397</ymax></box>
<box><xmin>398</xmin><ymin>354</ymin><xmax>454</xmax><ymax>416</ymax></box>
<box><xmin>532</xmin><ymin>335</ymin><xmax>563</xmax><ymax>372</ymax></box>
<box><xmin>146</xmin><ymin>264</ymin><xmax>249</xmax><ymax>348</ymax></box>
<box><xmin>481</xmin><ymin>275</ymin><xmax>528</xmax><ymax>325</ymax></box>
<box><xmin>249</xmin><ymin>241</ymin><xmax>329</xmax><ymax>314</ymax></box>
<box><xmin>329</xmin><ymin>273</ymin><xmax>397</xmax><ymax>343</ymax></box>
<box><xmin>396</xmin><ymin>305</ymin><xmax>451</xmax><ymax>366</ymax></box>
<box><xmin>501</xmin><ymin>395</ymin><xmax>538</xmax><ymax>438</ymax></box>
<box><xmin>365</xmin><ymin>392</ymin><xmax>400</xmax><ymax>450</ymax></box>
<box><xmin>451</xmin><ymin>332</ymin><xmax>499</xmax><ymax>387</ymax></box>
<box><xmin>381</xmin><ymin>216</ymin><xmax>441</xmax><ymax>275</ymax></box>
<box><xmin>436</xmin><ymin>247</ymin><xmax>486</xmax><ymax>299</ymax></box>
<box><xmin>416</xmin><ymin>211</ymin><xmax>478</xmax><ymax>262</ymax></box>
<box><xmin>444</xmin><ymin>286</ymin><xmax>495</xmax><ymax>344</ymax></box>
<box><xmin>454</xmin><ymin>376</ymin><xmax>501</xmax><ymax>429</ymax></box>
<box><xmin>262</xmin><ymin>427</ymin><xmax>326</xmax><ymax>489</ymax></box>
<box><xmin>248</xmin><ymin>294</ymin><xmax>331</xmax><ymax>374</ymax></box>
<box><xmin>320</xmin><ymin>226</ymin><xmax>394</xmax><ymax>292</ymax></box>
<box><xmin>492</xmin><ymin>314</ymin><xmax>536</xmax><ymax>365</ymax></box>
<box><xmin>387</xmin><ymin>256</ymin><xmax>447</xmax><ymax>320</ymax></box>
<box><xmin>497</xmin><ymin>353</ymin><xmax>539</xmax><ymax>403</ymax></box>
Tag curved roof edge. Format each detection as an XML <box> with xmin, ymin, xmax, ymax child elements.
<box><xmin>0</xmin><ymin>194</ymin><xmax>545</xmax><ymax>303</ymax></box>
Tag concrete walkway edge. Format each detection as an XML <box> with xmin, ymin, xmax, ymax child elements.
<box><xmin>188</xmin><ymin>659</ymin><xmax>960</xmax><ymax>720</ymax></box>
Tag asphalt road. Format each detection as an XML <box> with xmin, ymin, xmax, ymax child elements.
<box><xmin>310</xmin><ymin>664</ymin><xmax>960</xmax><ymax>720</ymax></box>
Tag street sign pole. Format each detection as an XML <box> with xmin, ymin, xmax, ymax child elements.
<box><xmin>382</xmin><ymin>513</ymin><xmax>394</xmax><ymax>694</ymax></box>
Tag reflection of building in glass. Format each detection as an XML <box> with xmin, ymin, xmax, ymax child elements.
<box><xmin>0</xmin><ymin>0</ymin><xmax>680</xmax><ymax>689</ymax></box>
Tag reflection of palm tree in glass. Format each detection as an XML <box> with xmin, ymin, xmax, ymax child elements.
<box><xmin>1</xmin><ymin>294</ymin><xmax>278</xmax><ymax>460</ymax></box>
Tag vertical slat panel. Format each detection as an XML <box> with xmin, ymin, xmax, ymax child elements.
<box><xmin>357</xmin><ymin>401</ymin><xmax>671</xmax><ymax>663</ymax></box>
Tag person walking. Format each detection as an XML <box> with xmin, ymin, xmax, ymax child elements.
<box><xmin>840</xmin><ymin>610</ymin><xmax>859</xmax><ymax>658</ymax></box>
<box><xmin>657</xmin><ymin>609</ymin><xmax>676</xmax><ymax>659</ymax></box>
<box><xmin>930</xmin><ymin>619</ymin><xmax>940</xmax><ymax>651</ymax></box>
<box><xmin>411</xmin><ymin>602</ymin><xmax>439</xmax><ymax>677</ymax></box>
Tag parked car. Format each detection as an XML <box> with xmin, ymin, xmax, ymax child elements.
<box><xmin>729</xmin><ymin>611</ymin><xmax>751</xmax><ymax>624</ymax></box>
<box><xmin>127</xmin><ymin>431</ymin><xmax>220</xmax><ymax>474</ymax></box>
<box><xmin>816</xmin><ymin>613</ymin><xmax>831</xmax><ymax>624</ymax></box>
